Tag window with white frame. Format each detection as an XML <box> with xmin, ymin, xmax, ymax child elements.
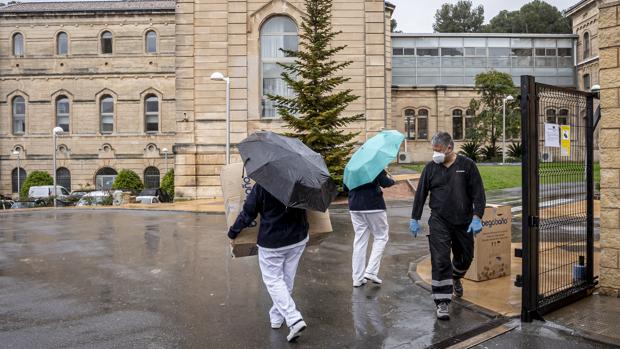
<box><xmin>56</xmin><ymin>96</ymin><xmax>70</xmax><ymax>132</ymax></box>
<box><xmin>12</xmin><ymin>96</ymin><xmax>26</xmax><ymax>134</ymax></box>
<box><xmin>145</xmin><ymin>95</ymin><xmax>159</xmax><ymax>132</ymax></box>
<box><xmin>100</xmin><ymin>95</ymin><xmax>114</xmax><ymax>133</ymax></box>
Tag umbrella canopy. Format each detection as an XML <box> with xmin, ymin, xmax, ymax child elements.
<box><xmin>343</xmin><ymin>130</ymin><xmax>405</xmax><ymax>190</ymax></box>
<box><xmin>238</xmin><ymin>131</ymin><xmax>338</xmax><ymax>212</ymax></box>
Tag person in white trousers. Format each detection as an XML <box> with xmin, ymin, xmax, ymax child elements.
<box><xmin>228</xmin><ymin>184</ymin><xmax>309</xmax><ymax>342</ymax></box>
<box><xmin>346</xmin><ymin>170</ymin><xmax>395</xmax><ymax>287</ymax></box>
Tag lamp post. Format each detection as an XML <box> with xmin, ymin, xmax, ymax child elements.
<box><xmin>502</xmin><ymin>95</ymin><xmax>515</xmax><ymax>165</ymax></box>
<box><xmin>162</xmin><ymin>147</ymin><xmax>169</xmax><ymax>173</ymax></box>
<box><xmin>210</xmin><ymin>72</ymin><xmax>231</xmax><ymax>165</ymax></box>
<box><xmin>12</xmin><ymin>150</ymin><xmax>20</xmax><ymax>197</ymax></box>
<box><xmin>52</xmin><ymin>126</ymin><xmax>64</xmax><ymax>208</ymax></box>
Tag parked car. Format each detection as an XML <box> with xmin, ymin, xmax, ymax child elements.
<box><xmin>1</xmin><ymin>199</ymin><xmax>14</xmax><ymax>210</ymax></box>
<box><xmin>137</xmin><ymin>188</ymin><xmax>171</xmax><ymax>203</ymax></box>
<box><xmin>28</xmin><ymin>186</ymin><xmax>70</xmax><ymax>200</ymax></box>
<box><xmin>76</xmin><ymin>191</ymin><xmax>112</xmax><ymax>206</ymax></box>
<box><xmin>10</xmin><ymin>201</ymin><xmax>40</xmax><ymax>209</ymax></box>
<box><xmin>135</xmin><ymin>195</ymin><xmax>160</xmax><ymax>204</ymax></box>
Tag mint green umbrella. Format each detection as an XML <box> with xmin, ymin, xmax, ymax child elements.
<box><xmin>343</xmin><ymin>130</ymin><xmax>405</xmax><ymax>190</ymax></box>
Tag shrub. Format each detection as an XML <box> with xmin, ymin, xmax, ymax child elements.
<box><xmin>161</xmin><ymin>169</ymin><xmax>174</xmax><ymax>200</ymax></box>
<box><xmin>507</xmin><ymin>142</ymin><xmax>523</xmax><ymax>159</ymax></box>
<box><xmin>111</xmin><ymin>169</ymin><xmax>143</xmax><ymax>194</ymax></box>
<box><xmin>458</xmin><ymin>140</ymin><xmax>482</xmax><ymax>162</ymax></box>
<box><xmin>20</xmin><ymin>170</ymin><xmax>53</xmax><ymax>200</ymax></box>
<box><xmin>481</xmin><ymin>145</ymin><xmax>501</xmax><ymax>161</ymax></box>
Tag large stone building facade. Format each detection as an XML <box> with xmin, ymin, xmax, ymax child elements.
<box><xmin>567</xmin><ymin>0</ymin><xmax>602</xmax><ymax>91</ymax></box>
<box><xmin>172</xmin><ymin>0</ymin><xmax>394</xmax><ymax>198</ymax></box>
<box><xmin>0</xmin><ymin>1</ymin><xmax>176</xmax><ymax>196</ymax></box>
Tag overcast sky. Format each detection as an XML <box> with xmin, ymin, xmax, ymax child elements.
<box><xmin>21</xmin><ymin>0</ymin><xmax>578</xmax><ymax>33</ymax></box>
<box><xmin>389</xmin><ymin>0</ymin><xmax>578</xmax><ymax>33</ymax></box>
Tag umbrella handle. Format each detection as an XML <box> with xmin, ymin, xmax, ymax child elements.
<box><xmin>241</xmin><ymin>157</ymin><xmax>251</xmax><ymax>179</ymax></box>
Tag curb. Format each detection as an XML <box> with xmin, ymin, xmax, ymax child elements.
<box><xmin>0</xmin><ymin>207</ymin><xmax>225</xmax><ymax>215</ymax></box>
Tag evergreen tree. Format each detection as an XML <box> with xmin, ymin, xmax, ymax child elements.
<box><xmin>433</xmin><ymin>0</ymin><xmax>485</xmax><ymax>33</ymax></box>
<box><xmin>268</xmin><ymin>0</ymin><xmax>364</xmax><ymax>186</ymax></box>
<box><xmin>484</xmin><ymin>0</ymin><xmax>571</xmax><ymax>34</ymax></box>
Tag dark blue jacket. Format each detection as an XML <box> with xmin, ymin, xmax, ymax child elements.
<box><xmin>228</xmin><ymin>184</ymin><xmax>309</xmax><ymax>249</ymax></box>
<box><xmin>346</xmin><ymin>170</ymin><xmax>395</xmax><ymax>211</ymax></box>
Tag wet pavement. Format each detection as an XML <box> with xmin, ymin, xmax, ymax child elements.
<box><xmin>0</xmin><ymin>206</ymin><xmax>615</xmax><ymax>348</ymax></box>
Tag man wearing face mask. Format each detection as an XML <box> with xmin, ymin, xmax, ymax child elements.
<box><xmin>409</xmin><ymin>132</ymin><xmax>486</xmax><ymax>320</ymax></box>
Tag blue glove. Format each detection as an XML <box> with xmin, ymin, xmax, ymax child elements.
<box><xmin>467</xmin><ymin>216</ymin><xmax>483</xmax><ymax>235</ymax></box>
<box><xmin>409</xmin><ymin>219</ymin><xmax>421</xmax><ymax>237</ymax></box>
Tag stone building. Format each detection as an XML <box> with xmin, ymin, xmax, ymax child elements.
<box><xmin>173</xmin><ymin>0</ymin><xmax>394</xmax><ymax>198</ymax></box>
<box><xmin>566</xmin><ymin>0</ymin><xmax>603</xmax><ymax>91</ymax></box>
<box><xmin>0</xmin><ymin>0</ymin><xmax>176</xmax><ymax>196</ymax></box>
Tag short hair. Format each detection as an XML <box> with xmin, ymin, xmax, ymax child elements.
<box><xmin>431</xmin><ymin>132</ymin><xmax>454</xmax><ymax>149</ymax></box>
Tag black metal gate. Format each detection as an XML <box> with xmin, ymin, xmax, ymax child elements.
<box><xmin>520</xmin><ymin>75</ymin><xmax>597</xmax><ymax>322</ymax></box>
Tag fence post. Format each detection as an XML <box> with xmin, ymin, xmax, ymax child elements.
<box><xmin>586</xmin><ymin>94</ymin><xmax>595</xmax><ymax>285</ymax></box>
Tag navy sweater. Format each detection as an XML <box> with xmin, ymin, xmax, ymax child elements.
<box><xmin>346</xmin><ymin>170</ymin><xmax>395</xmax><ymax>211</ymax></box>
<box><xmin>228</xmin><ymin>184</ymin><xmax>309</xmax><ymax>249</ymax></box>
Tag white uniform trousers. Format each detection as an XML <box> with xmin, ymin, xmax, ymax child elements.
<box><xmin>350</xmin><ymin>210</ymin><xmax>389</xmax><ymax>284</ymax></box>
<box><xmin>258</xmin><ymin>243</ymin><xmax>305</xmax><ymax>327</ymax></box>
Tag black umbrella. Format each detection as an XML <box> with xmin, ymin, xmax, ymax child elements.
<box><xmin>238</xmin><ymin>131</ymin><xmax>338</xmax><ymax>212</ymax></box>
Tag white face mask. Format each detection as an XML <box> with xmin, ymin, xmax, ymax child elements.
<box><xmin>432</xmin><ymin>151</ymin><xmax>446</xmax><ymax>164</ymax></box>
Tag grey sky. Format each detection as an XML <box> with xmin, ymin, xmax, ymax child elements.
<box><xmin>19</xmin><ymin>0</ymin><xmax>578</xmax><ymax>33</ymax></box>
<box><xmin>389</xmin><ymin>0</ymin><xmax>578</xmax><ymax>33</ymax></box>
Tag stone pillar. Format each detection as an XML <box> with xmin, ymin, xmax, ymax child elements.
<box><xmin>599</xmin><ymin>1</ymin><xmax>620</xmax><ymax>297</ymax></box>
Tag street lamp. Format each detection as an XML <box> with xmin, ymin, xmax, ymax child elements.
<box><xmin>210</xmin><ymin>72</ymin><xmax>231</xmax><ymax>165</ymax></box>
<box><xmin>502</xmin><ymin>95</ymin><xmax>515</xmax><ymax>165</ymax></box>
<box><xmin>162</xmin><ymin>147</ymin><xmax>169</xmax><ymax>173</ymax></box>
<box><xmin>12</xmin><ymin>150</ymin><xmax>21</xmax><ymax>198</ymax></box>
<box><xmin>52</xmin><ymin>126</ymin><xmax>64</xmax><ymax>208</ymax></box>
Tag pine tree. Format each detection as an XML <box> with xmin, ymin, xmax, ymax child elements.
<box><xmin>268</xmin><ymin>0</ymin><xmax>363</xmax><ymax>186</ymax></box>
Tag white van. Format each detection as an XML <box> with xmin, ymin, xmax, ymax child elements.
<box><xmin>28</xmin><ymin>186</ymin><xmax>70</xmax><ymax>200</ymax></box>
<box><xmin>76</xmin><ymin>191</ymin><xmax>112</xmax><ymax>206</ymax></box>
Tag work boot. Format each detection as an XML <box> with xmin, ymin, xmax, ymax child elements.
<box><xmin>287</xmin><ymin>319</ymin><xmax>307</xmax><ymax>342</ymax></box>
<box><xmin>436</xmin><ymin>302</ymin><xmax>450</xmax><ymax>320</ymax></box>
<box><xmin>453</xmin><ymin>278</ymin><xmax>463</xmax><ymax>298</ymax></box>
<box><xmin>364</xmin><ymin>273</ymin><xmax>383</xmax><ymax>284</ymax></box>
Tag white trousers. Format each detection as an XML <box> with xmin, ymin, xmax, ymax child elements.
<box><xmin>350</xmin><ymin>211</ymin><xmax>389</xmax><ymax>283</ymax></box>
<box><xmin>258</xmin><ymin>244</ymin><xmax>305</xmax><ymax>327</ymax></box>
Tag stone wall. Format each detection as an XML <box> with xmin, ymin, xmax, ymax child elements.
<box><xmin>174</xmin><ymin>0</ymin><xmax>393</xmax><ymax>199</ymax></box>
<box><xmin>599</xmin><ymin>0</ymin><xmax>620</xmax><ymax>297</ymax></box>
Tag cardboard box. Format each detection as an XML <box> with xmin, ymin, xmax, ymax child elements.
<box><xmin>221</xmin><ymin>163</ymin><xmax>333</xmax><ymax>258</ymax></box>
<box><xmin>464</xmin><ymin>204</ymin><xmax>512</xmax><ymax>282</ymax></box>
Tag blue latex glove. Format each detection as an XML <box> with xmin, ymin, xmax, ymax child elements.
<box><xmin>409</xmin><ymin>219</ymin><xmax>421</xmax><ymax>237</ymax></box>
<box><xmin>467</xmin><ymin>216</ymin><xmax>483</xmax><ymax>235</ymax></box>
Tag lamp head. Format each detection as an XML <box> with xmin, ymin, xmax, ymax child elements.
<box><xmin>12</xmin><ymin>150</ymin><xmax>20</xmax><ymax>155</ymax></box>
<box><xmin>53</xmin><ymin>126</ymin><xmax>64</xmax><ymax>135</ymax></box>
<box><xmin>505</xmin><ymin>95</ymin><xmax>515</xmax><ymax>102</ymax></box>
<box><xmin>162</xmin><ymin>148</ymin><xmax>169</xmax><ymax>153</ymax></box>
<box><xmin>210</xmin><ymin>72</ymin><xmax>226</xmax><ymax>81</ymax></box>
<box><xmin>591</xmin><ymin>84</ymin><xmax>601</xmax><ymax>93</ymax></box>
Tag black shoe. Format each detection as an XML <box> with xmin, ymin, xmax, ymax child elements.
<box><xmin>453</xmin><ymin>278</ymin><xmax>463</xmax><ymax>298</ymax></box>
<box><xmin>436</xmin><ymin>302</ymin><xmax>450</xmax><ymax>320</ymax></box>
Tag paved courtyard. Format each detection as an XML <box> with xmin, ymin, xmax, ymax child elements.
<box><xmin>0</xmin><ymin>206</ymin><xmax>613</xmax><ymax>348</ymax></box>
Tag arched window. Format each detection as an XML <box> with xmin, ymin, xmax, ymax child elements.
<box><xmin>404</xmin><ymin>109</ymin><xmax>415</xmax><ymax>139</ymax></box>
<box><xmin>558</xmin><ymin>109</ymin><xmax>569</xmax><ymax>126</ymax></box>
<box><xmin>583</xmin><ymin>32</ymin><xmax>590</xmax><ymax>59</ymax></box>
<box><xmin>56</xmin><ymin>96</ymin><xmax>70</xmax><ymax>132</ymax></box>
<box><xmin>465</xmin><ymin>109</ymin><xmax>476</xmax><ymax>139</ymax></box>
<box><xmin>144</xmin><ymin>167</ymin><xmax>161</xmax><ymax>189</ymax></box>
<box><xmin>101</xmin><ymin>31</ymin><xmax>113</xmax><ymax>54</ymax></box>
<box><xmin>546</xmin><ymin>109</ymin><xmax>557</xmax><ymax>124</ymax></box>
<box><xmin>260</xmin><ymin>16</ymin><xmax>298</xmax><ymax>118</ymax></box>
<box><xmin>56</xmin><ymin>167</ymin><xmax>71</xmax><ymax>190</ymax></box>
<box><xmin>452</xmin><ymin>109</ymin><xmax>464</xmax><ymax>140</ymax></box>
<box><xmin>95</xmin><ymin>167</ymin><xmax>117</xmax><ymax>190</ymax></box>
<box><xmin>12</xmin><ymin>33</ymin><xmax>24</xmax><ymax>56</ymax></box>
<box><xmin>144</xmin><ymin>95</ymin><xmax>159</xmax><ymax>132</ymax></box>
<box><xmin>12</xmin><ymin>167</ymin><xmax>26</xmax><ymax>193</ymax></box>
<box><xmin>57</xmin><ymin>32</ymin><xmax>68</xmax><ymax>55</ymax></box>
<box><xmin>12</xmin><ymin>96</ymin><xmax>26</xmax><ymax>135</ymax></box>
<box><xmin>146</xmin><ymin>30</ymin><xmax>157</xmax><ymax>53</ymax></box>
<box><xmin>100</xmin><ymin>95</ymin><xmax>114</xmax><ymax>133</ymax></box>
<box><xmin>417</xmin><ymin>109</ymin><xmax>429</xmax><ymax>140</ymax></box>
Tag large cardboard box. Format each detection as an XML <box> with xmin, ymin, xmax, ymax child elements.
<box><xmin>464</xmin><ymin>204</ymin><xmax>512</xmax><ymax>282</ymax></box>
<box><xmin>221</xmin><ymin>163</ymin><xmax>332</xmax><ymax>258</ymax></box>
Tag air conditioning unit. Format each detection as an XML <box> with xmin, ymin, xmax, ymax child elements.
<box><xmin>398</xmin><ymin>151</ymin><xmax>413</xmax><ymax>164</ymax></box>
<box><xmin>541</xmin><ymin>151</ymin><xmax>553</xmax><ymax>163</ymax></box>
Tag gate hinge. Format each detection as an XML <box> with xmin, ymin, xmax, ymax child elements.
<box><xmin>528</xmin><ymin>215</ymin><xmax>540</xmax><ymax>227</ymax></box>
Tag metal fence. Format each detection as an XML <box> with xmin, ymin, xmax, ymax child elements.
<box><xmin>520</xmin><ymin>75</ymin><xmax>596</xmax><ymax>322</ymax></box>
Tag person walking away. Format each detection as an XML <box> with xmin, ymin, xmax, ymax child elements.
<box><xmin>347</xmin><ymin>169</ymin><xmax>395</xmax><ymax>287</ymax></box>
<box><xmin>228</xmin><ymin>183</ymin><xmax>309</xmax><ymax>342</ymax></box>
<box><xmin>409</xmin><ymin>132</ymin><xmax>485</xmax><ymax>320</ymax></box>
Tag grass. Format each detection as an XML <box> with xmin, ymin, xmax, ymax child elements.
<box><xmin>402</xmin><ymin>163</ymin><xmax>601</xmax><ymax>191</ymax></box>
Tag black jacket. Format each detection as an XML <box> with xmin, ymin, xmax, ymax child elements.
<box><xmin>411</xmin><ymin>155</ymin><xmax>486</xmax><ymax>226</ymax></box>
<box><xmin>228</xmin><ymin>184</ymin><xmax>309</xmax><ymax>249</ymax></box>
<box><xmin>346</xmin><ymin>170</ymin><xmax>395</xmax><ymax>211</ymax></box>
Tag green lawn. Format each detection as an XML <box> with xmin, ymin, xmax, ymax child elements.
<box><xmin>401</xmin><ymin>163</ymin><xmax>601</xmax><ymax>191</ymax></box>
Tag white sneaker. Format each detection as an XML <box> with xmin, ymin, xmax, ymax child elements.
<box><xmin>287</xmin><ymin>320</ymin><xmax>307</xmax><ymax>342</ymax></box>
<box><xmin>436</xmin><ymin>302</ymin><xmax>450</xmax><ymax>320</ymax></box>
<box><xmin>353</xmin><ymin>279</ymin><xmax>368</xmax><ymax>287</ymax></box>
<box><xmin>271</xmin><ymin>321</ymin><xmax>283</xmax><ymax>329</ymax></box>
<box><xmin>364</xmin><ymin>274</ymin><xmax>383</xmax><ymax>284</ymax></box>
